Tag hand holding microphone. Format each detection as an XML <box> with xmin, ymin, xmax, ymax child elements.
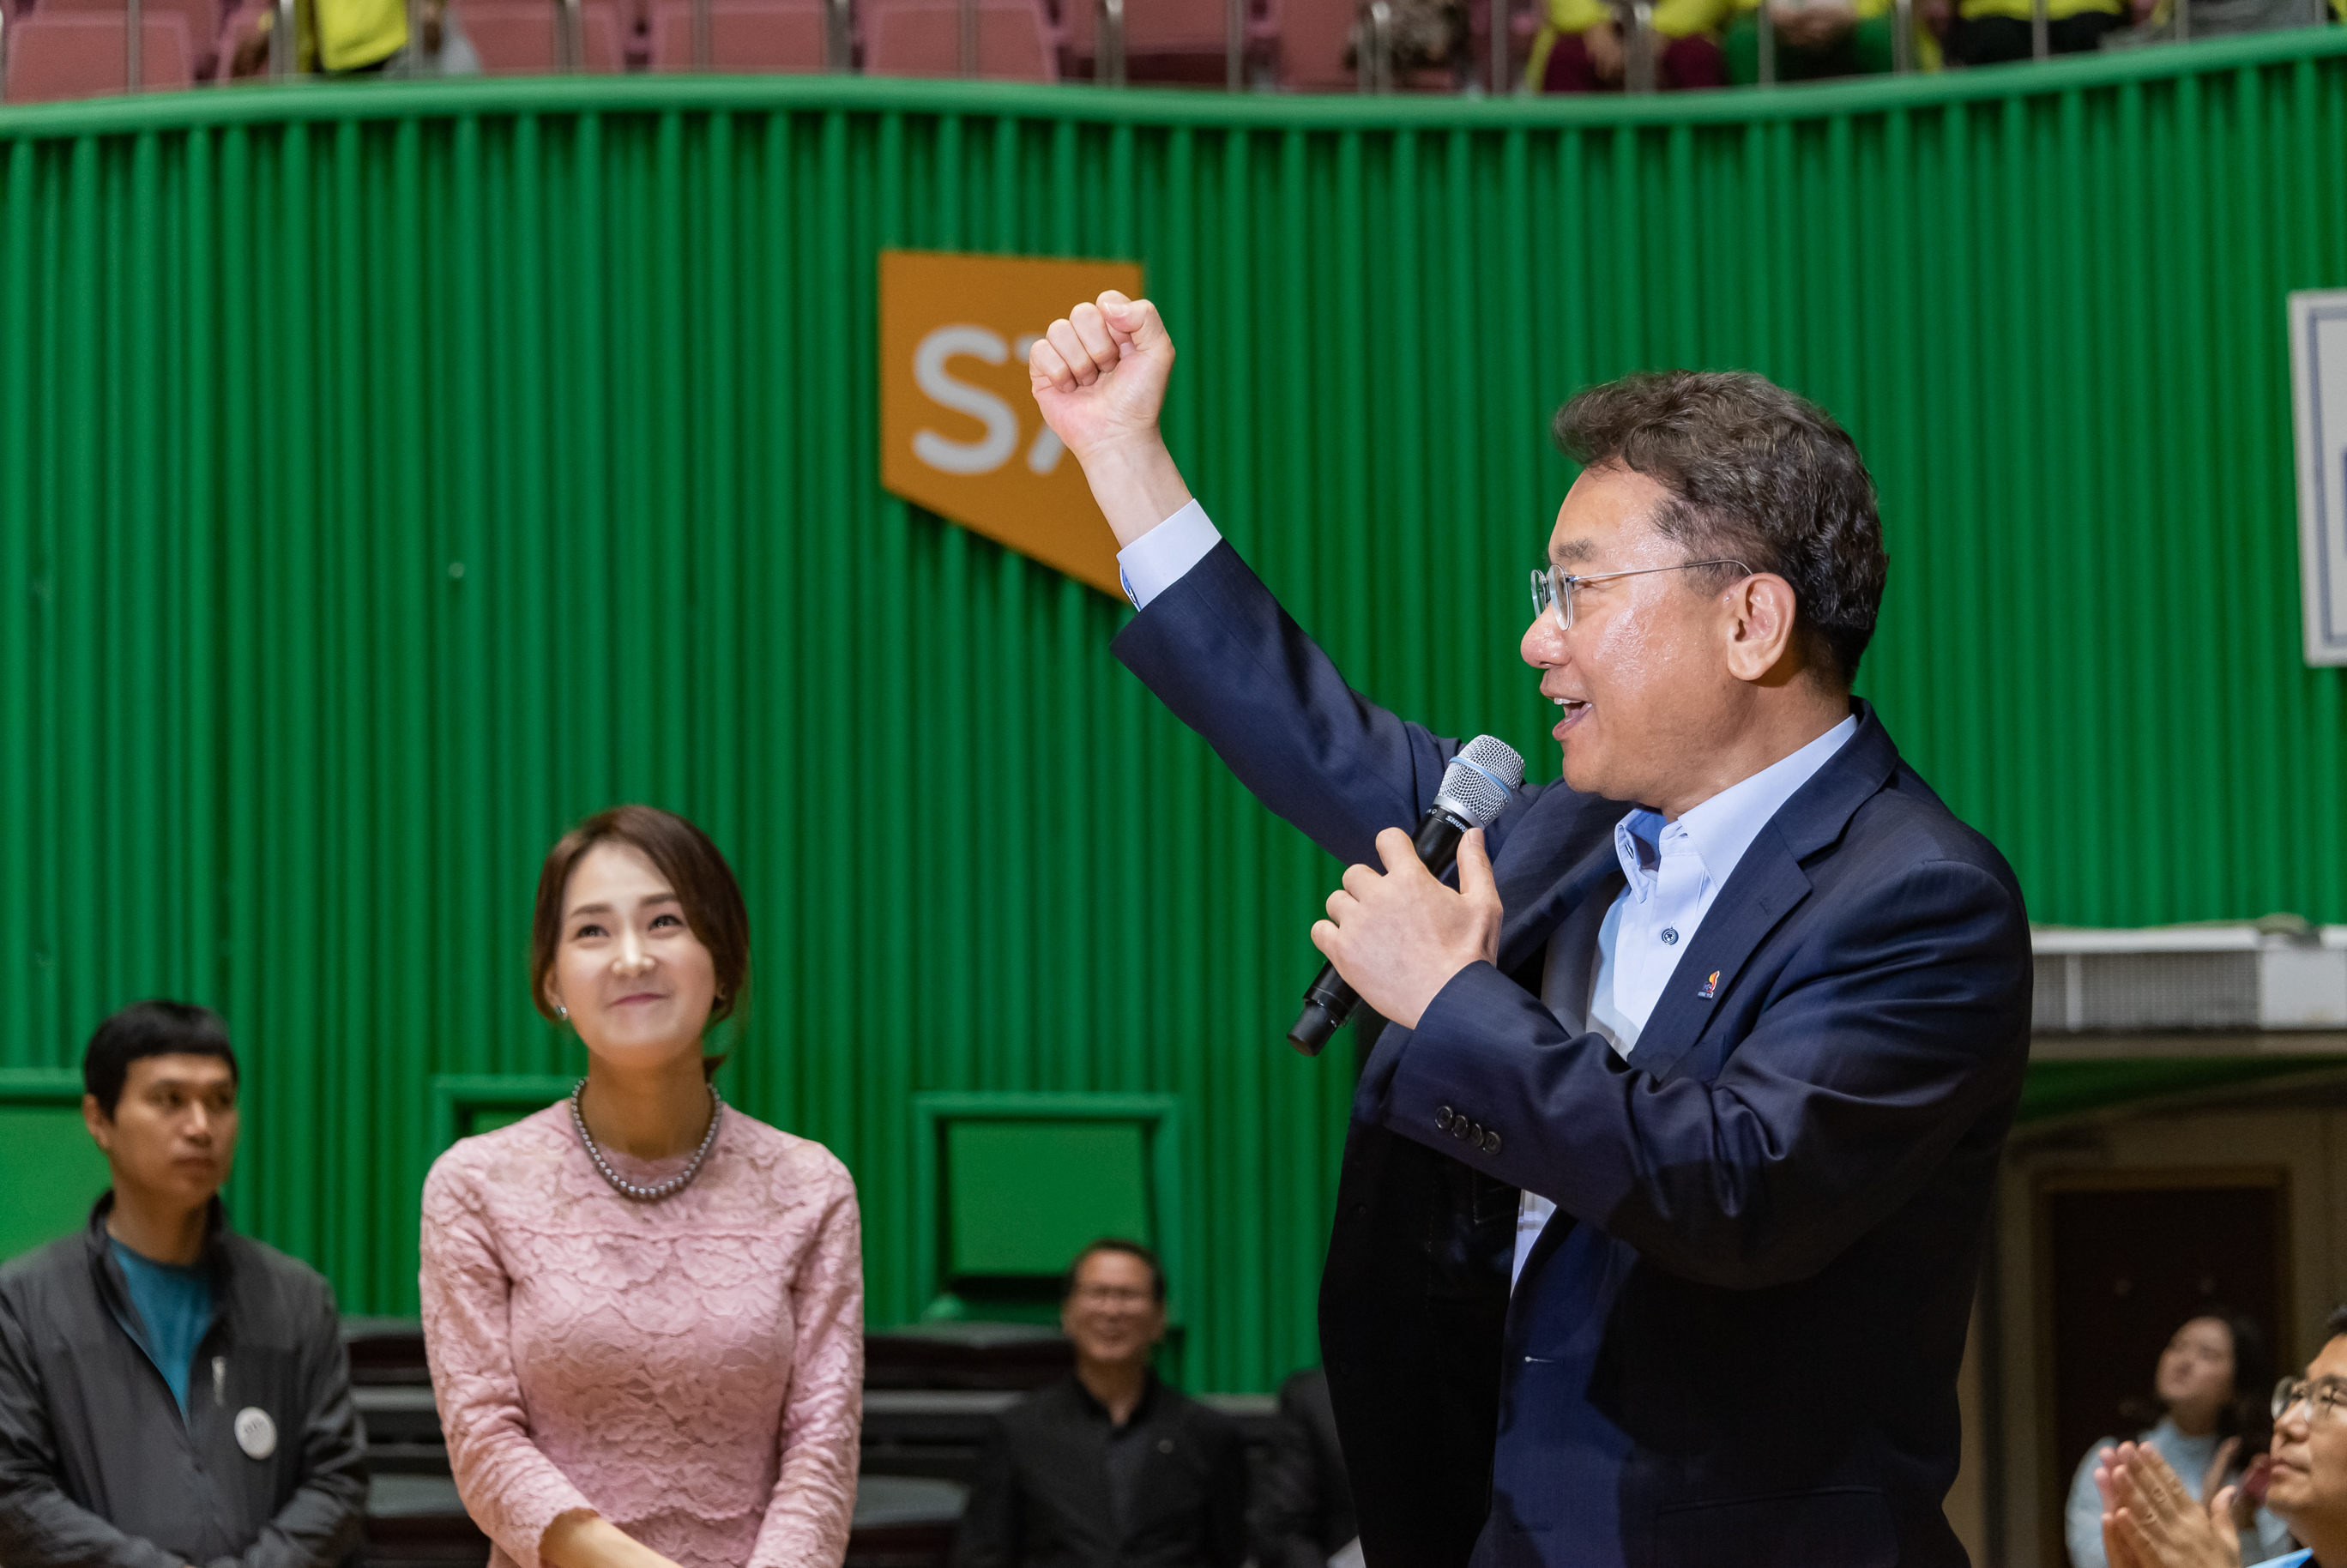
<box><xmin>1288</xmin><ymin>738</ymin><xmax>1525</xmax><ymax>1053</ymax></box>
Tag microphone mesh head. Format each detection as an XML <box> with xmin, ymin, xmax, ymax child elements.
<box><xmin>1434</xmin><ymin>735</ymin><xmax>1525</xmax><ymax>827</ymax></box>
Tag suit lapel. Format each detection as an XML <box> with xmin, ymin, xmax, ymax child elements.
<box><xmin>1623</xmin><ymin>703</ymin><xmax>1905</xmax><ymax>1082</ymax></box>
<box><xmin>1490</xmin><ymin>778</ymin><xmax>1635</xmax><ymax>979</ymax></box>
<box><xmin>1623</xmin><ymin>827</ymin><xmax>1813</xmax><ymax>1081</ymax></box>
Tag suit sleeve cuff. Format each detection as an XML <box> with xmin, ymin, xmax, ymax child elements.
<box><xmin>1116</xmin><ymin>500</ymin><xmax>1222</xmax><ymax>610</ymax></box>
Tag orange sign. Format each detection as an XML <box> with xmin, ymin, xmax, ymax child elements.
<box><xmin>879</xmin><ymin>250</ymin><xmax>1144</xmax><ymax>598</ymax></box>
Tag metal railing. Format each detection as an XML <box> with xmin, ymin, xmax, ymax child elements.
<box><xmin>1357</xmin><ymin>0</ymin><xmax>1393</xmax><ymax>89</ymax></box>
<box><xmin>0</xmin><ymin>0</ymin><xmax>2253</xmax><ymax>106</ymax></box>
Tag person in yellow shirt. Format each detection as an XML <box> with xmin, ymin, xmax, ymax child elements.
<box><xmin>1722</xmin><ymin>0</ymin><xmax>1939</xmax><ymax>81</ymax></box>
<box><xmin>1946</xmin><ymin>0</ymin><xmax>2120</xmax><ymax>62</ymax></box>
<box><xmin>1526</xmin><ymin>0</ymin><xmax>1730</xmax><ymax>87</ymax></box>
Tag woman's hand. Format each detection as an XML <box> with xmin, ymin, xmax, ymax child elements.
<box><xmin>2197</xmin><ymin>1436</ymin><xmax>2241</xmax><ymax>1518</ymax></box>
<box><xmin>541</xmin><ymin>1511</ymin><xmax>687</xmax><ymax>1568</ymax></box>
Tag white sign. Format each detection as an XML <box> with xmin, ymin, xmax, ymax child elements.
<box><xmin>2288</xmin><ymin>290</ymin><xmax>2347</xmax><ymax>665</ymax></box>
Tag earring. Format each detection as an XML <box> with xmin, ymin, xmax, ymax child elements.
<box><xmin>555</xmin><ymin>1004</ymin><xmax>570</xmax><ymax>1021</ymax></box>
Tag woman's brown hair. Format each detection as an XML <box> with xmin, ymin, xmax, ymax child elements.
<box><xmin>529</xmin><ymin>805</ymin><xmax>751</xmax><ymax>1028</ymax></box>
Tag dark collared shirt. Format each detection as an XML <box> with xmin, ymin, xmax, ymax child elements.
<box><xmin>950</xmin><ymin>1373</ymin><xmax>1248</xmax><ymax>1568</ymax></box>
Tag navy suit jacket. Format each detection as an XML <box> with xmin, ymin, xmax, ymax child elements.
<box><xmin>1113</xmin><ymin>542</ymin><xmax>2031</xmax><ymax>1568</ymax></box>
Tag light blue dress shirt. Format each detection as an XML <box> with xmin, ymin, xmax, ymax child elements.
<box><xmin>1111</xmin><ymin>507</ymin><xmax>1861</xmax><ymax>1287</ymax></box>
<box><xmin>1511</xmin><ymin>715</ymin><xmax>1857</xmax><ymax>1284</ymax></box>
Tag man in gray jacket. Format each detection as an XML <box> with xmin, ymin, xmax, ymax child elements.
<box><xmin>0</xmin><ymin>1000</ymin><xmax>367</xmax><ymax>1568</ymax></box>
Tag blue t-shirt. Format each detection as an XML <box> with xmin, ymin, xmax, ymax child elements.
<box><xmin>2250</xmin><ymin>1554</ymin><xmax>2313</xmax><ymax>1568</ymax></box>
<box><xmin>110</xmin><ymin>1239</ymin><xmax>214</xmax><ymax>1416</ymax></box>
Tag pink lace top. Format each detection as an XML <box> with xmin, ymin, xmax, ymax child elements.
<box><xmin>419</xmin><ymin>1103</ymin><xmax>862</xmax><ymax>1568</ymax></box>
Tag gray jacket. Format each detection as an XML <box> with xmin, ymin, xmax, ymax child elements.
<box><xmin>0</xmin><ymin>1197</ymin><xmax>368</xmax><ymax>1568</ymax></box>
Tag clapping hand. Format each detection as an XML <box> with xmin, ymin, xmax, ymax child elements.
<box><xmin>2095</xmin><ymin>1440</ymin><xmax>2243</xmax><ymax>1568</ymax></box>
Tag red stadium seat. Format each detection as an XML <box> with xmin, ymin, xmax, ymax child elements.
<box><xmin>645</xmin><ymin>0</ymin><xmax>825</xmax><ymax>69</ymax></box>
<box><xmin>41</xmin><ymin>0</ymin><xmax>223</xmax><ymax>78</ymax></box>
<box><xmin>864</xmin><ymin>0</ymin><xmax>1054</xmax><ymax>78</ymax></box>
<box><xmin>451</xmin><ymin>0</ymin><xmax>624</xmax><ymax>69</ymax></box>
<box><xmin>1059</xmin><ymin>0</ymin><xmax>1277</xmax><ymax>76</ymax></box>
<box><xmin>3</xmin><ymin>9</ymin><xmax>192</xmax><ymax>100</ymax></box>
<box><xmin>1273</xmin><ymin>0</ymin><xmax>1351</xmax><ymax>87</ymax></box>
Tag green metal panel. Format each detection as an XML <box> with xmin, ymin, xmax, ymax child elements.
<box><xmin>3</xmin><ymin>38</ymin><xmax>2346</xmax><ymax>1388</ymax></box>
<box><xmin>944</xmin><ymin>1122</ymin><xmax>1150</xmax><ymax>1276</ymax></box>
<box><xmin>0</xmin><ymin>1070</ymin><xmax>111</xmax><ymax>1259</ymax></box>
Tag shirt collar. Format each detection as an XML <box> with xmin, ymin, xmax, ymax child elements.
<box><xmin>1613</xmin><ymin>715</ymin><xmax>1858</xmax><ymax>896</ymax></box>
<box><xmin>1674</xmin><ymin>715</ymin><xmax>1858</xmax><ymax>890</ymax></box>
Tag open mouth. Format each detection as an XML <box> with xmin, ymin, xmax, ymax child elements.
<box><xmin>1552</xmin><ymin>695</ymin><xmax>1591</xmax><ymax>736</ymax></box>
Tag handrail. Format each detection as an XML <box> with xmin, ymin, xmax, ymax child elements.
<box><xmin>1359</xmin><ymin>0</ymin><xmax>1392</xmax><ymax>91</ymax></box>
<box><xmin>824</xmin><ymin>0</ymin><xmax>848</xmax><ymax>69</ymax></box>
<box><xmin>959</xmin><ymin>0</ymin><xmax>975</xmax><ymax>75</ymax></box>
<box><xmin>1623</xmin><ymin>0</ymin><xmax>1655</xmax><ymax>90</ymax></box>
<box><xmin>1098</xmin><ymin>0</ymin><xmax>1124</xmax><ymax>82</ymax></box>
<box><xmin>9</xmin><ymin>25</ymin><xmax>2347</xmax><ymax>135</ymax></box>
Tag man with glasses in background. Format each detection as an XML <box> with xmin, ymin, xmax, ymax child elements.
<box><xmin>1028</xmin><ymin>292</ymin><xmax>2034</xmax><ymax>1567</ymax></box>
<box><xmin>950</xmin><ymin>1240</ymin><xmax>1247</xmax><ymax>1568</ymax></box>
<box><xmin>2097</xmin><ymin>1306</ymin><xmax>2347</xmax><ymax>1567</ymax></box>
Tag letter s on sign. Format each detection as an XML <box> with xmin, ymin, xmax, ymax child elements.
<box><xmin>912</xmin><ymin>325</ymin><xmax>1020</xmax><ymax>476</ymax></box>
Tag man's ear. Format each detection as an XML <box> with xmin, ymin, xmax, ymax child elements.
<box><xmin>1722</xmin><ymin>572</ymin><xmax>1802</xmax><ymax>684</ymax></box>
<box><xmin>81</xmin><ymin>1093</ymin><xmax>115</xmax><ymax>1155</ymax></box>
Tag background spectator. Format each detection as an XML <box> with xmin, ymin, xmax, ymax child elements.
<box><xmin>1527</xmin><ymin>0</ymin><xmax>1729</xmax><ymax>89</ymax></box>
<box><xmin>1946</xmin><ymin>0</ymin><xmax>2123</xmax><ymax>63</ymax></box>
<box><xmin>0</xmin><ymin>1001</ymin><xmax>367</xmax><ymax>1568</ymax></box>
<box><xmin>1723</xmin><ymin>0</ymin><xmax>1938</xmax><ymax>81</ymax></box>
<box><xmin>2094</xmin><ymin>1304</ymin><xmax>2347</xmax><ymax>1567</ymax></box>
<box><xmin>1252</xmin><ymin>1366</ymin><xmax>1359</xmax><ymax>1568</ymax></box>
<box><xmin>951</xmin><ymin>1239</ymin><xmax>1248</xmax><ymax>1568</ymax></box>
<box><xmin>2070</xmin><ymin>1310</ymin><xmax>2292</xmax><ymax>1568</ymax></box>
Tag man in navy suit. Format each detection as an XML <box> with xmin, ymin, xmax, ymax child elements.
<box><xmin>1029</xmin><ymin>294</ymin><xmax>2031</xmax><ymax>1568</ymax></box>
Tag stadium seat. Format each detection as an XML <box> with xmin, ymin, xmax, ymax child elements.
<box><xmin>2</xmin><ymin>9</ymin><xmax>193</xmax><ymax>100</ymax></box>
<box><xmin>451</xmin><ymin>0</ymin><xmax>624</xmax><ymax>69</ymax></box>
<box><xmin>40</xmin><ymin>0</ymin><xmax>224</xmax><ymax>80</ymax></box>
<box><xmin>645</xmin><ymin>0</ymin><xmax>826</xmax><ymax>69</ymax></box>
<box><xmin>864</xmin><ymin>0</ymin><xmax>1054</xmax><ymax>78</ymax></box>
<box><xmin>1273</xmin><ymin>0</ymin><xmax>1350</xmax><ymax>86</ymax></box>
<box><xmin>1057</xmin><ymin>0</ymin><xmax>1278</xmax><ymax>81</ymax></box>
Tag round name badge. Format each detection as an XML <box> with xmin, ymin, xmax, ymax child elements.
<box><xmin>234</xmin><ymin>1407</ymin><xmax>278</xmax><ymax>1461</ymax></box>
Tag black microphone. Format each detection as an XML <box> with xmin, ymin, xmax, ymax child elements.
<box><xmin>1287</xmin><ymin>735</ymin><xmax>1527</xmax><ymax>1056</ymax></box>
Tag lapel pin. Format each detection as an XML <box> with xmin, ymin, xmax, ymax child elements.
<box><xmin>1697</xmin><ymin>970</ymin><xmax>1720</xmax><ymax>999</ymax></box>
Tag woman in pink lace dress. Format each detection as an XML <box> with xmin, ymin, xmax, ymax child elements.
<box><xmin>420</xmin><ymin>805</ymin><xmax>862</xmax><ymax>1568</ymax></box>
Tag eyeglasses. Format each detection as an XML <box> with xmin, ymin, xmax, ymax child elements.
<box><xmin>2272</xmin><ymin>1376</ymin><xmax>2347</xmax><ymax>1423</ymax></box>
<box><xmin>1529</xmin><ymin>559</ymin><xmax>1753</xmax><ymax>632</ymax></box>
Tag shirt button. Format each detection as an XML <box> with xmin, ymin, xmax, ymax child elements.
<box><xmin>1661</xmin><ymin>928</ymin><xmax>1679</xmax><ymax>944</ymax></box>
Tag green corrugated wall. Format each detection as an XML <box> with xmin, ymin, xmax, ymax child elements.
<box><xmin>3</xmin><ymin>36</ymin><xmax>2345</xmax><ymax>1390</ymax></box>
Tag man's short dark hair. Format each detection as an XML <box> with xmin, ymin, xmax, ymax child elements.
<box><xmin>2326</xmin><ymin>1303</ymin><xmax>2347</xmax><ymax>1342</ymax></box>
<box><xmin>1062</xmin><ymin>1238</ymin><xmax>1167</xmax><ymax>1305</ymax></box>
<box><xmin>83</xmin><ymin>1000</ymin><xmax>238</xmax><ymax>1118</ymax></box>
<box><xmin>1553</xmin><ymin>370</ymin><xmax>1889</xmax><ymax>684</ymax></box>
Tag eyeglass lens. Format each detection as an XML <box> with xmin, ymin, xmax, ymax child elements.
<box><xmin>2274</xmin><ymin>1377</ymin><xmax>2347</xmax><ymax>1419</ymax></box>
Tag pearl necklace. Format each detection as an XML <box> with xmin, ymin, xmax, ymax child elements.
<box><xmin>569</xmin><ymin>1079</ymin><xmax>723</xmax><ymax>1203</ymax></box>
